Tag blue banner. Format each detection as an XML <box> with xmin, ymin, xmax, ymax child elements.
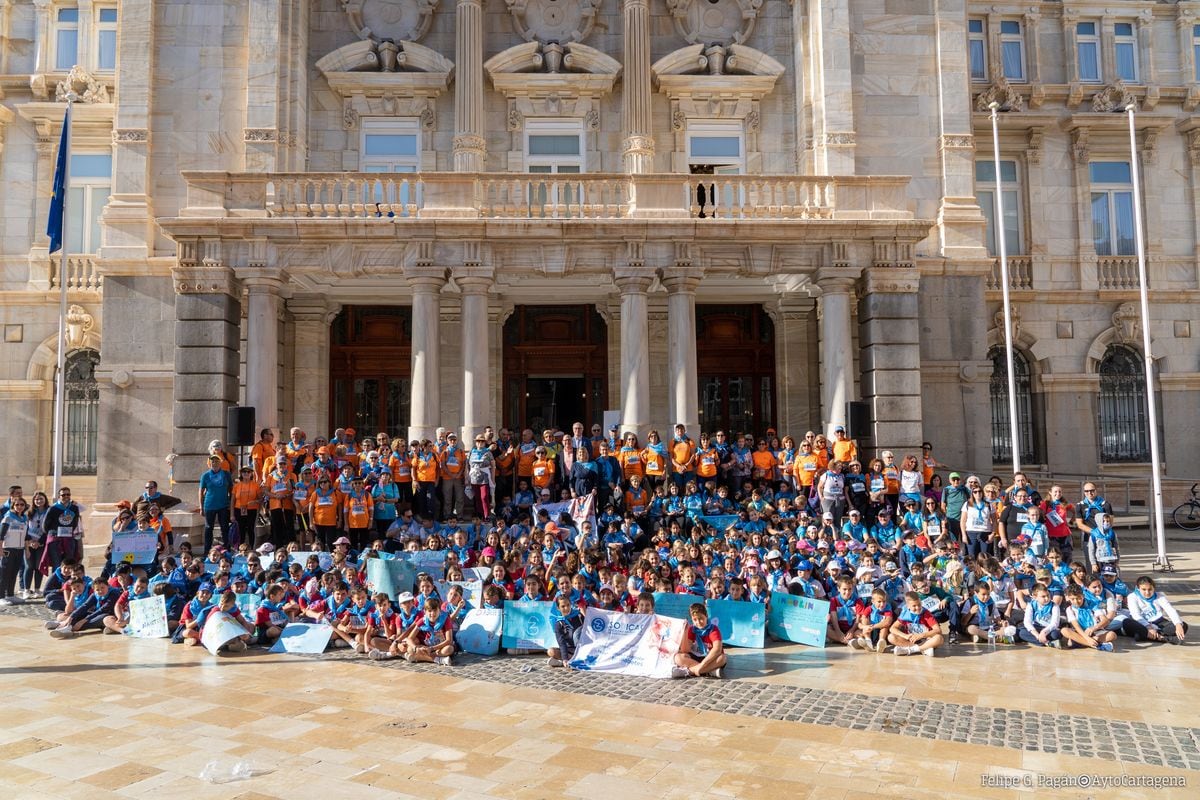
<box><xmin>500</xmin><ymin>600</ymin><xmax>555</xmax><ymax>650</ymax></box>
<box><xmin>269</xmin><ymin>622</ymin><xmax>334</xmax><ymax>654</ymax></box>
<box><xmin>402</xmin><ymin>549</ymin><xmax>447</xmax><ymax>576</ymax></box>
<box><xmin>364</xmin><ymin>557</ymin><xmax>416</xmax><ymax>600</ymax></box>
<box><xmin>652</xmin><ymin>592</ymin><xmax>702</xmax><ymax>621</ymax></box>
<box><xmin>767</xmin><ymin>591</ymin><xmax>828</xmax><ymax>648</ymax></box>
<box><xmin>706</xmin><ymin>598</ymin><xmax>766</xmax><ymax>648</ymax></box>
<box><xmin>698</xmin><ymin>514</ymin><xmax>740</xmax><ymax>532</ymax></box>
<box><xmin>457</xmin><ymin>608</ymin><xmax>503</xmax><ymax>655</ymax></box>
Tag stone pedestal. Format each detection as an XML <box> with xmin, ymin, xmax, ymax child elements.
<box><xmin>458</xmin><ymin>275</ymin><xmax>493</xmax><ymax>441</ymax></box>
<box><xmin>244</xmin><ymin>276</ymin><xmax>283</xmax><ymax>435</ymax></box>
<box><xmin>816</xmin><ymin>269</ymin><xmax>858</xmax><ymax>435</ymax></box>
<box><xmin>858</xmin><ymin>268</ymin><xmax>924</xmax><ymax>454</ymax></box>
<box><xmin>662</xmin><ymin>274</ymin><xmax>700</xmax><ymax>429</ymax></box>
<box><xmin>615</xmin><ymin>275</ymin><xmax>652</xmax><ymax>435</ymax></box>
<box><xmin>408</xmin><ymin>272</ymin><xmax>446</xmax><ymax>441</ymax></box>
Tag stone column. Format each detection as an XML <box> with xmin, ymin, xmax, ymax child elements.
<box><xmin>453</xmin><ymin>0</ymin><xmax>486</xmax><ymax>171</ymax></box>
<box><xmin>816</xmin><ymin>269</ymin><xmax>858</xmax><ymax>435</ymax></box>
<box><xmin>244</xmin><ymin>276</ymin><xmax>284</xmax><ymax>435</ymax></box>
<box><xmin>662</xmin><ymin>273</ymin><xmax>701</xmax><ymax>429</ymax></box>
<box><xmin>172</xmin><ymin>262</ymin><xmax>242</xmax><ymax>494</ymax></box>
<box><xmin>621</xmin><ymin>0</ymin><xmax>654</xmax><ymax>173</ymax></box>
<box><xmin>809</xmin><ymin>0</ymin><xmax>855</xmax><ymax>175</ymax></box>
<box><xmin>857</xmin><ymin>267</ymin><xmax>923</xmax><ymax>454</ymax></box>
<box><xmin>615</xmin><ymin>275</ymin><xmax>652</xmax><ymax>435</ymax></box>
<box><xmin>408</xmin><ymin>272</ymin><xmax>446</xmax><ymax>441</ymax></box>
<box><xmin>288</xmin><ymin>295</ymin><xmax>338</xmax><ymax>440</ymax></box>
<box><xmin>458</xmin><ymin>274</ymin><xmax>493</xmax><ymax>441</ymax></box>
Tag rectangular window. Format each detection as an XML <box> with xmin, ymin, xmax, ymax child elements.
<box><xmin>66</xmin><ymin>153</ymin><xmax>112</xmax><ymax>254</ymax></box>
<box><xmin>1194</xmin><ymin>24</ymin><xmax>1200</xmax><ymax>82</ymax></box>
<box><xmin>1114</xmin><ymin>22</ymin><xmax>1138</xmax><ymax>83</ymax></box>
<box><xmin>96</xmin><ymin>8</ymin><xmax>118</xmax><ymax>71</ymax></box>
<box><xmin>1000</xmin><ymin>20</ymin><xmax>1026</xmax><ymax>82</ymax></box>
<box><xmin>1077</xmin><ymin>22</ymin><xmax>1101</xmax><ymax>83</ymax></box>
<box><xmin>1089</xmin><ymin>161</ymin><xmax>1135</xmax><ymax>256</ymax></box>
<box><xmin>360</xmin><ymin>119</ymin><xmax>420</xmax><ymax>211</ymax></box>
<box><xmin>975</xmin><ymin>160</ymin><xmax>1023</xmax><ymax>256</ymax></box>
<box><xmin>524</xmin><ymin>120</ymin><xmax>584</xmax><ymax>173</ymax></box>
<box><xmin>687</xmin><ymin>121</ymin><xmax>744</xmax><ymax>173</ymax></box>
<box><xmin>54</xmin><ymin>8</ymin><xmax>79</xmax><ymax>71</ymax></box>
<box><xmin>968</xmin><ymin>19</ymin><xmax>987</xmax><ymax>82</ymax></box>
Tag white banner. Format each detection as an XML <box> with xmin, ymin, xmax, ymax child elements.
<box><xmin>533</xmin><ymin>494</ymin><xmax>598</xmax><ymax>549</ymax></box>
<box><xmin>200</xmin><ymin>610</ymin><xmax>248</xmax><ymax>655</ymax></box>
<box><xmin>568</xmin><ymin>608</ymin><xmax>686</xmax><ymax>679</ymax></box>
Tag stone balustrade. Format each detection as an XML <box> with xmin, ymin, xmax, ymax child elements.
<box><xmin>178</xmin><ymin>171</ymin><xmax>915</xmax><ymax>222</ymax></box>
<box><xmin>986</xmin><ymin>255</ymin><xmax>1033</xmax><ymax>291</ymax></box>
<box><xmin>49</xmin><ymin>255</ymin><xmax>103</xmax><ymax>291</ymax></box>
<box><xmin>1097</xmin><ymin>256</ymin><xmax>1142</xmax><ymax>291</ymax></box>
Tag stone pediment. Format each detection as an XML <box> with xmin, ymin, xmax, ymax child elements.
<box><xmin>485</xmin><ymin>41</ymin><xmax>621</xmax><ymax>99</ymax></box>
<box><xmin>653</xmin><ymin>44</ymin><xmax>784</xmax><ymax>101</ymax></box>
<box><xmin>317</xmin><ymin>39</ymin><xmax>454</xmax><ymax>99</ymax></box>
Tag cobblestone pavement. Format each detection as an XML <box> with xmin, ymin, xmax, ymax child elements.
<box><xmin>8</xmin><ymin>601</ymin><xmax>1197</xmax><ymax>773</ymax></box>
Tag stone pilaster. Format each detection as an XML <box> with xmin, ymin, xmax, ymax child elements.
<box><xmin>453</xmin><ymin>0</ymin><xmax>486</xmax><ymax>171</ymax></box>
<box><xmin>407</xmin><ymin>270</ymin><xmax>446</xmax><ymax>441</ymax></box>
<box><xmin>244</xmin><ymin>275</ymin><xmax>284</xmax><ymax>435</ymax></box>
<box><xmin>858</xmin><ymin>268</ymin><xmax>923</xmax><ymax>454</ymax></box>
<box><xmin>171</xmin><ymin>263</ymin><xmax>243</xmax><ymax>494</ymax></box>
<box><xmin>615</xmin><ymin>274</ymin><xmax>652</xmax><ymax>436</ymax></box>
<box><xmin>458</xmin><ymin>274</ymin><xmax>493</xmax><ymax>441</ymax></box>
<box><xmin>816</xmin><ymin>268</ymin><xmax>859</xmax><ymax>436</ymax></box>
<box><xmin>287</xmin><ymin>295</ymin><xmax>339</xmax><ymax>442</ymax></box>
<box><xmin>661</xmin><ymin>272</ymin><xmax>701</xmax><ymax>429</ymax></box>
<box><xmin>621</xmin><ymin>0</ymin><xmax>654</xmax><ymax>173</ymax></box>
<box><xmin>809</xmin><ymin>0</ymin><xmax>855</xmax><ymax>175</ymax></box>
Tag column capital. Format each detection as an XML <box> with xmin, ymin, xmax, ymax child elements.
<box><xmin>172</xmin><ymin>264</ymin><xmax>240</xmax><ymax>297</ymax></box>
<box><xmin>659</xmin><ymin>271</ymin><xmax>703</xmax><ymax>294</ymax></box>
<box><xmin>405</xmin><ymin>268</ymin><xmax>448</xmax><ymax>293</ymax></box>
<box><xmin>814</xmin><ymin>267</ymin><xmax>861</xmax><ymax>294</ymax></box>
<box><xmin>858</xmin><ymin>267</ymin><xmax>920</xmax><ymax>296</ymax></box>
<box><xmin>614</xmin><ymin>274</ymin><xmax>654</xmax><ymax>294</ymax></box>
<box><xmin>242</xmin><ymin>274</ymin><xmax>287</xmax><ymax>294</ymax></box>
<box><xmin>455</xmin><ymin>273</ymin><xmax>494</xmax><ymax>295</ymax></box>
<box><xmin>287</xmin><ymin>296</ymin><xmax>341</xmax><ymax>324</ymax></box>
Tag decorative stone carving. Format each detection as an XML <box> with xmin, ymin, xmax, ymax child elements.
<box><xmin>505</xmin><ymin>0</ymin><xmax>602</xmax><ymax>45</ymax></box>
<box><xmin>744</xmin><ymin>108</ymin><xmax>759</xmax><ymax>132</ymax></box>
<box><xmin>1091</xmin><ymin>81</ymin><xmax>1136</xmax><ymax>113</ymax></box>
<box><xmin>664</xmin><ymin>0</ymin><xmax>763</xmax><ymax>47</ymax></box>
<box><xmin>824</xmin><ymin>132</ymin><xmax>855</xmax><ymax>146</ymax></box>
<box><xmin>343</xmin><ymin>102</ymin><xmax>360</xmax><ymax>130</ymax></box>
<box><xmin>55</xmin><ymin>66</ymin><xmax>110</xmax><ymax>103</ymax></box>
<box><xmin>507</xmin><ymin>103</ymin><xmax>524</xmax><ymax>130</ymax></box>
<box><xmin>112</xmin><ymin>129</ymin><xmax>149</xmax><ymax>143</ymax></box>
<box><xmin>419</xmin><ymin>104</ymin><xmax>435</xmax><ymax>129</ymax></box>
<box><xmin>993</xmin><ymin>308</ymin><xmax>1021</xmax><ymax>343</ymax></box>
<box><xmin>1185</xmin><ymin>129</ymin><xmax>1200</xmax><ymax>167</ymax></box>
<box><xmin>1071</xmin><ymin>128</ymin><xmax>1089</xmax><ymax>166</ymax></box>
<box><xmin>341</xmin><ymin>0</ymin><xmax>438</xmax><ymax>44</ymax></box>
<box><xmin>1025</xmin><ymin>127</ymin><xmax>1043</xmax><ymax>165</ymax></box>
<box><xmin>1111</xmin><ymin>302</ymin><xmax>1142</xmax><ymax>345</ymax></box>
<box><xmin>65</xmin><ymin>305</ymin><xmax>95</xmax><ymax>350</ymax></box>
<box><xmin>584</xmin><ymin>109</ymin><xmax>599</xmax><ymax>130</ymax></box>
<box><xmin>1141</xmin><ymin>129</ymin><xmax>1158</xmax><ymax>166</ymax></box>
<box><xmin>244</xmin><ymin>128</ymin><xmax>278</xmax><ymax>142</ymax></box>
<box><xmin>973</xmin><ymin>77</ymin><xmax>1025</xmax><ymax>113</ymax></box>
<box><xmin>940</xmin><ymin>134</ymin><xmax>974</xmax><ymax>150</ymax></box>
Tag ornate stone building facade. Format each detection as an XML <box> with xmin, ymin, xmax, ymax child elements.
<box><xmin>0</xmin><ymin>0</ymin><xmax>1197</xmax><ymax>500</ymax></box>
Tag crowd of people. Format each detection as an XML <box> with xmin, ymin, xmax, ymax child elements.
<box><xmin>0</xmin><ymin>419</ymin><xmax>1189</xmax><ymax>672</ymax></box>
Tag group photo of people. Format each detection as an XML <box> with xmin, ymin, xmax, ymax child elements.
<box><xmin>1</xmin><ymin>419</ymin><xmax>1188</xmax><ymax>676</ymax></box>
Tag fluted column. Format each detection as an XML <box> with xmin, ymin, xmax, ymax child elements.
<box><xmin>615</xmin><ymin>275</ymin><xmax>652</xmax><ymax>435</ymax></box>
<box><xmin>408</xmin><ymin>273</ymin><xmax>446</xmax><ymax>441</ymax></box>
<box><xmin>245</xmin><ymin>276</ymin><xmax>284</xmax><ymax>435</ymax></box>
<box><xmin>458</xmin><ymin>275</ymin><xmax>493</xmax><ymax>441</ymax></box>
<box><xmin>663</xmin><ymin>274</ymin><xmax>701</xmax><ymax>429</ymax></box>
<box><xmin>621</xmin><ymin>0</ymin><xmax>654</xmax><ymax>173</ymax></box>
<box><xmin>816</xmin><ymin>269</ymin><xmax>857</xmax><ymax>435</ymax></box>
<box><xmin>453</xmin><ymin>0</ymin><xmax>486</xmax><ymax>171</ymax></box>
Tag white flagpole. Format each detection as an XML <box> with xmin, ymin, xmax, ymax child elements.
<box><xmin>51</xmin><ymin>94</ymin><xmax>75</xmax><ymax>495</ymax></box>
<box><xmin>989</xmin><ymin>101</ymin><xmax>1021</xmax><ymax>475</ymax></box>
<box><xmin>1125</xmin><ymin>103</ymin><xmax>1168</xmax><ymax>569</ymax></box>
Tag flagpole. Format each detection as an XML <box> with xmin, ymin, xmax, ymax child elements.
<box><xmin>51</xmin><ymin>94</ymin><xmax>76</xmax><ymax>495</ymax></box>
<box><xmin>989</xmin><ymin>101</ymin><xmax>1021</xmax><ymax>475</ymax></box>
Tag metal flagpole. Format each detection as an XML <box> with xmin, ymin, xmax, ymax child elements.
<box><xmin>989</xmin><ymin>101</ymin><xmax>1021</xmax><ymax>476</ymax></box>
<box><xmin>1125</xmin><ymin>103</ymin><xmax>1169</xmax><ymax>570</ymax></box>
<box><xmin>51</xmin><ymin>94</ymin><xmax>76</xmax><ymax>496</ymax></box>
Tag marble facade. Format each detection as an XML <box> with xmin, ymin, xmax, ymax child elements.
<box><xmin>0</xmin><ymin>1</ymin><xmax>1196</xmax><ymax>503</ymax></box>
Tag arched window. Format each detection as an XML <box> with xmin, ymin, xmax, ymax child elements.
<box><xmin>1098</xmin><ymin>344</ymin><xmax>1149</xmax><ymax>463</ymax></box>
<box><xmin>989</xmin><ymin>345</ymin><xmax>1037</xmax><ymax>464</ymax></box>
<box><xmin>58</xmin><ymin>348</ymin><xmax>100</xmax><ymax>475</ymax></box>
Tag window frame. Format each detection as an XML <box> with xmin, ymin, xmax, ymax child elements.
<box><xmin>1089</xmin><ymin>160</ymin><xmax>1136</xmax><ymax>257</ymax></box>
<box><xmin>999</xmin><ymin>19</ymin><xmax>1026</xmax><ymax>82</ymax></box>
<box><xmin>686</xmin><ymin>120</ymin><xmax>745</xmax><ymax>174</ymax></box>
<box><xmin>95</xmin><ymin>6</ymin><xmax>118</xmax><ymax>73</ymax></box>
<box><xmin>988</xmin><ymin>345</ymin><xmax>1039</xmax><ymax>466</ymax></box>
<box><xmin>523</xmin><ymin>118</ymin><xmax>585</xmax><ymax>174</ymax></box>
<box><xmin>1113</xmin><ymin>22</ymin><xmax>1138</xmax><ymax>84</ymax></box>
<box><xmin>968</xmin><ymin>18</ymin><xmax>988</xmax><ymax>82</ymax></box>
<box><xmin>359</xmin><ymin>118</ymin><xmax>421</xmax><ymax>173</ymax></box>
<box><xmin>1193</xmin><ymin>24</ymin><xmax>1200</xmax><ymax>83</ymax></box>
<box><xmin>1076</xmin><ymin>21</ymin><xmax>1102</xmax><ymax>83</ymax></box>
<box><xmin>54</xmin><ymin>6</ymin><xmax>80</xmax><ymax>72</ymax></box>
<box><xmin>975</xmin><ymin>159</ymin><xmax>1024</xmax><ymax>257</ymax></box>
<box><xmin>66</xmin><ymin>151</ymin><xmax>112</xmax><ymax>255</ymax></box>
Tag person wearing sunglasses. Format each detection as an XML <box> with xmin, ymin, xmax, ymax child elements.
<box><xmin>43</xmin><ymin>488</ymin><xmax>83</xmax><ymax>568</ymax></box>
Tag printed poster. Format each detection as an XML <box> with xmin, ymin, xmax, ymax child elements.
<box><xmin>500</xmin><ymin>600</ymin><xmax>556</xmax><ymax>650</ymax></box>
<box><xmin>706</xmin><ymin>598</ymin><xmax>766</xmax><ymax>649</ymax></box>
<box><xmin>569</xmin><ymin>609</ymin><xmax>686</xmax><ymax>678</ymax></box>
<box><xmin>111</xmin><ymin>532</ymin><xmax>158</xmax><ymax>565</ymax></box>
<box><xmin>200</xmin><ymin>610</ymin><xmax>249</xmax><ymax>655</ymax></box>
<box><xmin>767</xmin><ymin>591</ymin><xmax>828</xmax><ymax>648</ymax></box>
<box><xmin>269</xmin><ymin>623</ymin><xmax>334</xmax><ymax>654</ymax></box>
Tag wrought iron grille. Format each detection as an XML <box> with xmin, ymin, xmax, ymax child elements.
<box><xmin>989</xmin><ymin>345</ymin><xmax>1037</xmax><ymax>465</ymax></box>
<box><xmin>59</xmin><ymin>349</ymin><xmax>99</xmax><ymax>475</ymax></box>
<box><xmin>1098</xmin><ymin>345</ymin><xmax>1150</xmax><ymax>463</ymax></box>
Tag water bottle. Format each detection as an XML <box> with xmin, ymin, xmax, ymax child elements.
<box><xmin>987</xmin><ymin>626</ymin><xmax>996</xmax><ymax>652</ymax></box>
<box><xmin>199</xmin><ymin>760</ymin><xmax>258</xmax><ymax>784</ymax></box>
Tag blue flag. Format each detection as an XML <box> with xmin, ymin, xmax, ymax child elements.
<box><xmin>47</xmin><ymin>107</ymin><xmax>70</xmax><ymax>254</ymax></box>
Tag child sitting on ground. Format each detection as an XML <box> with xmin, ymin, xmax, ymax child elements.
<box><xmin>887</xmin><ymin>591</ymin><xmax>944</xmax><ymax>657</ymax></box>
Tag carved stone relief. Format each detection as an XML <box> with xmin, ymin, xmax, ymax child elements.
<box><xmin>341</xmin><ymin>0</ymin><xmax>438</xmax><ymax>44</ymax></box>
<box><xmin>505</xmin><ymin>0</ymin><xmax>602</xmax><ymax>45</ymax></box>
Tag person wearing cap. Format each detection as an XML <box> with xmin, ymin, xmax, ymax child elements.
<box><xmin>940</xmin><ymin>472</ymin><xmax>969</xmax><ymax>541</ymax></box>
<box><xmin>831</xmin><ymin>425</ymin><xmax>857</xmax><ymax>464</ymax></box>
<box><xmin>789</xmin><ymin>559</ymin><xmax>825</xmax><ymax>599</ymax></box>
<box><xmin>198</xmin><ymin>455</ymin><xmax>233</xmax><ymax>554</ymax></box>
<box><xmin>438</xmin><ymin>433</ymin><xmax>466</xmax><ymax>519</ymax></box>
<box><xmin>871</xmin><ymin>506</ymin><xmax>901</xmax><ymax>553</ymax></box>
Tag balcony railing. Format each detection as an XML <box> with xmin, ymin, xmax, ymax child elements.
<box><xmin>49</xmin><ymin>255</ymin><xmax>102</xmax><ymax>291</ymax></box>
<box><xmin>1097</xmin><ymin>256</ymin><xmax>1141</xmax><ymax>290</ymax></box>
<box><xmin>178</xmin><ymin>172</ymin><xmax>915</xmax><ymax>222</ymax></box>
<box><xmin>986</xmin><ymin>255</ymin><xmax>1033</xmax><ymax>290</ymax></box>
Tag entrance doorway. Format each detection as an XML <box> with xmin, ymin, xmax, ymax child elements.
<box><xmin>329</xmin><ymin>306</ymin><xmax>412</xmax><ymax>436</ymax></box>
<box><xmin>503</xmin><ymin>305</ymin><xmax>607</xmax><ymax>432</ymax></box>
<box><xmin>696</xmin><ymin>304</ymin><xmax>776</xmax><ymax>436</ymax></box>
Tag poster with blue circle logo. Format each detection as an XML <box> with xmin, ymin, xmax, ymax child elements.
<box><xmin>500</xmin><ymin>600</ymin><xmax>556</xmax><ymax>650</ymax></box>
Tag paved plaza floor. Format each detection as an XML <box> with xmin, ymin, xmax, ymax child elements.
<box><xmin>1</xmin><ymin>537</ymin><xmax>1197</xmax><ymax>799</ymax></box>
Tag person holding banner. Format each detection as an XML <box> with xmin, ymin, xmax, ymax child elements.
<box><xmin>102</xmin><ymin>575</ymin><xmax>151</xmax><ymax>635</ymax></box>
<box><xmin>202</xmin><ymin>591</ymin><xmax>255</xmax><ymax>653</ymax></box>
<box><xmin>547</xmin><ymin>593</ymin><xmax>584</xmax><ymax>667</ymax></box>
<box><xmin>671</xmin><ymin>603</ymin><xmax>727</xmax><ymax>678</ymax></box>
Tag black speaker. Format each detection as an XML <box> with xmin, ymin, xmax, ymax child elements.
<box><xmin>226</xmin><ymin>406</ymin><xmax>256</xmax><ymax>446</ymax></box>
<box><xmin>847</xmin><ymin>401</ymin><xmax>870</xmax><ymax>440</ymax></box>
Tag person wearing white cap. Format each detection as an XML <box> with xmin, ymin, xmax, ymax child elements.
<box><xmin>763</xmin><ymin>549</ymin><xmax>789</xmax><ymax>593</ymax></box>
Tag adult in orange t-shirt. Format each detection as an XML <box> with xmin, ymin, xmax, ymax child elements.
<box><xmin>250</xmin><ymin>428</ymin><xmax>276</xmax><ymax>482</ymax></box>
<box><xmin>439</xmin><ymin>433</ymin><xmax>466</xmax><ymax>520</ymax></box>
<box><xmin>308</xmin><ymin>475</ymin><xmax>341</xmax><ymax>547</ymax></box>
<box><xmin>232</xmin><ymin>466</ymin><xmax>262</xmax><ymax>549</ymax></box>
<box><xmin>617</xmin><ymin>433</ymin><xmax>646</xmax><ymax>481</ymax></box>
<box><xmin>412</xmin><ymin>441</ymin><xmax>440</xmax><ymax>520</ymax></box>
<box><xmin>751</xmin><ymin>439</ymin><xmax>777</xmax><ymax>486</ymax></box>
<box><xmin>531</xmin><ymin>447</ymin><xmax>556</xmax><ymax>492</ymax></box>
<box><xmin>792</xmin><ymin>440</ymin><xmax>820</xmax><ymax>503</ymax></box>
<box><xmin>262</xmin><ymin>462</ymin><xmax>296</xmax><ymax>546</ymax></box>
<box><xmin>342</xmin><ymin>477</ymin><xmax>373</xmax><ymax>549</ymax></box>
<box><xmin>920</xmin><ymin>441</ymin><xmax>945</xmax><ymax>485</ymax></box>
<box><xmin>695</xmin><ymin>433</ymin><xmax>720</xmax><ymax>482</ymax></box>
<box><xmin>831</xmin><ymin>426</ymin><xmax>857</xmax><ymax>465</ymax></box>
<box><xmin>516</xmin><ymin>429</ymin><xmax>538</xmax><ymax>480</ymax></box>
<box><xmin>670</xmin><ymin>424</ymin><xmax>696</xmax><ymax>488</ymax></box>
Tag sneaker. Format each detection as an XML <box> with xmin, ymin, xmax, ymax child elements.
<box><xmin>1098</xmin><ymin>642</ymin><xmax>1114</xmax><ymax>652</ymax></box>
<box><xmin>922</xmin><ymin>646</ymin><xmax>935</xmax><ymax>658</ymax></box>
<box><xmin>893</xmin><ymin>645</ymin><xmax>913</xmax><ymax>656</ymax></box>
<box><xmin>44</xmin><ymin>620</ymin><xmax>60</xmax><ymax>630</ymax></box>
<box><xmin>948</xmin><ymin>631</ymin><xmax>959</xmax><ymax>645</ymax></box>
<box><xmin>1048</xmin><ymin>638</ymin><xmax>1062</xmax><ymax>649</ymax></box>
<box><xmin>367</xmin><ymin>648</ymin><xmax>386</xmax><ymax>660</ymax></box>
<box><xmin>0</xmin><ymin>598</ymin><xmax>11</xmax><ymax>607</ymax></box>
<box><xmin>355</xmin><ymin>643</ymin><xmax>367</xmax><ymax>654</ymax></box>
<box><xmin>670</xmin><ymin>666</ymin><xmax>691</xmax><ymax>679</ymax></box>
<box><xmin>874</xmin><ymin>637</ymin><xmax>888</xmax><ymax>653</ymax></box>
<box><xmin>847</xmin><ymin>637</ymin><xmax>864</xmax><ymax>650</ymax></box>
<box><xmin>433</xmin><ymin>655</ymin><xmax>450</xmax><ymax>666</ymax></box>
<box><xmin>332</xmin><ymin>638</ymin><xmax>350</xmax><ymax>649</ymax></box>
<box><xmin>547</xmin><ymin>657</ymin><xmax>564</xmax><ymax>668</ymax></box>
<box><xmin>702</xmin><ymin>667</ymin><xmax>723</xmax><ymax>679</ymax></box>
<box><xmin>49</xmin><ymin>626</ymin><xmax>76</xmax><ymax>639</ymax></box>
<box><xmin>972</xmin><ymin>633</ymin><xmax>981</xmax><ymax>644</ymax></box>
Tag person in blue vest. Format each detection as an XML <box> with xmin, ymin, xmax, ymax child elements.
<box><xmin>48</xmin><ymin>578</ymin><xmax>120</xmax><ymax>639</ymax></box>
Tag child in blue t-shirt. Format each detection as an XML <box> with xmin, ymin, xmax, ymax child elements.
<box><xmin>1020</xmin><ymin>506</ymin><xmax>1050</xmax><ymax>560</ymax></box>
